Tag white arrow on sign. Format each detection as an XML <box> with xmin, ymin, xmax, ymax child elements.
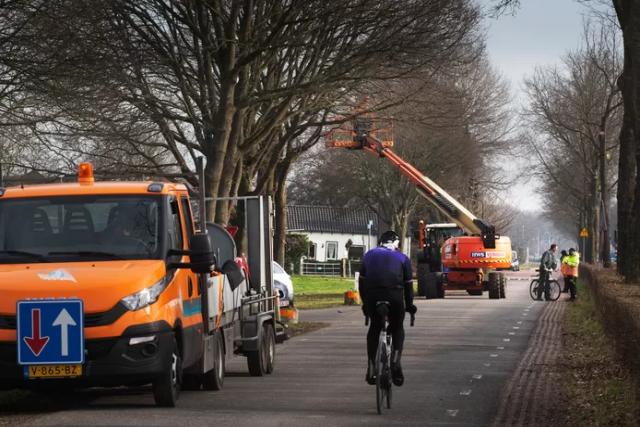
<box><xmin>52</xmin><ymin>308</ymin><xmax>77</xmax><ymax>357</ymax></box>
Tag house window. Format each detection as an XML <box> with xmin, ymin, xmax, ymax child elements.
<box><xmin>326</xmin><ymin>241</ymin><xmax>338</xmax><ymax>260</ymax></box>
<box><xmin>308</xmin><ymin>243</ymin><xmax>317</xmax><ymax>260</ymax></box>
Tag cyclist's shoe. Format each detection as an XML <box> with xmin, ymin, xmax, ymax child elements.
<box><xmin>366</xmin><ymin>359</ymin><xmax>376</xmax><ymax>385</ymax></box>
<box><xmin>391</xmin><ymin>350</ymin><xmax>404</xmax><ymax>386</ymax></box>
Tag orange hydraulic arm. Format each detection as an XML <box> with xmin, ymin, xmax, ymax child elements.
<box><xmin>335</xmin><ymin>128</ymin><xmax>498</xmax><ymax>249</ymax></box>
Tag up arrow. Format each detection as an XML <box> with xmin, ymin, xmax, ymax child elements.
<box><xmin>53</xmin><ymin>308</ymin><xmax>77</xmax><ymax>357</ymax></box>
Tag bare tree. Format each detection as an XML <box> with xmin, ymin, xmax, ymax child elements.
<box><xmin>522</xmin><ymin>18</ymin><xmax>622</xmax><ymax>264</ymax></box>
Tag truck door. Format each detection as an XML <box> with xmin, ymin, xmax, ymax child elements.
<box><xmin>175</xmin><ymin>195</ymin><xmax>203</xmax><ymax>367</ymax></box>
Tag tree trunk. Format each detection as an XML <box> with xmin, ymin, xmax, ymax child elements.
<box><xmin>614</xmin><ymin>0</ymin><xmax>640</xmax><ymax>282</ymax></box>
<box><xmin>616</xmin><ymin>104</ymin><xmax>635</xmax><ymax>275</ymax></box>
<box><xmin>599</xmin><ymin>129</ymin><xmax>611</xmax><ymax>267</ymax></box>
<box><xmin>273</xmin><ymin>159</ymin><xmax>292</xmax><ymax>265</ymax></box>
<box><xmin>205</xmin><ymin>79</ymin><xmax>237</xmax><ymax>222</ymax></box>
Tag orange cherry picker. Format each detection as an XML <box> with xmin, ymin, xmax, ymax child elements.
<box><xmin>326</xmin><ymin>117</ymin><xmax>512</xmax><ymax>300</ymax></box>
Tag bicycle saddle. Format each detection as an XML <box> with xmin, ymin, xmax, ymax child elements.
<box><xmin>375</xmin><ymin>301</ymin><xmax>391</xmax><ymax>316</ymax></box>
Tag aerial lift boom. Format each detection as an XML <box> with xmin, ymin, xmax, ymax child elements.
<box><xmin>327</xmin><ymin>118</ymin><xmax>511</xmax><ymax>299</ymax></box>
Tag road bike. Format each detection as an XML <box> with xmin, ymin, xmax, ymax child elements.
<box><xmin>366</xmin><ymin>301</ymin><xmax>415</xmax><ymax>414</ymax></box>
<box><xmin>529</xmin><ymin>270</ymin><xmax>561</xmax><ymax>301</ymax></box>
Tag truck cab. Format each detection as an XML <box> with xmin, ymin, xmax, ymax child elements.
<box><xmin>0</xmin><ymin>163</ymin><xmax>279</xmax><ymax>406</ymax></box>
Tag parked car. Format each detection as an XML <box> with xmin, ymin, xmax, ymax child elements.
<box><xmin>511</xmin><ymin>250</ymin><xmax>520</xmax><ymax>271</ymax></box>
<box><xmin>273</xmin><ymin>261</ymin><xmax>294</xmax><ymax>307</ymax></box>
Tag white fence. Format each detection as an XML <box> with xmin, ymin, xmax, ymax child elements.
<box><xmin>299</xmin><ymin>259</ymin><xmax>361</xmax><ymax>277</ymax></box>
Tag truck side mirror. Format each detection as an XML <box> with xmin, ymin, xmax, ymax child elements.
<box><xmin>189</xmin><ymin>233</ymin><xmax>216</xmax><ymax>274</ymax></box>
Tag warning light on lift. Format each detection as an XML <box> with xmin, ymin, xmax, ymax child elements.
<box><xmin>77</xmin><ymin>162</ymin><xmax>95</xmax><ymax>184</ymax></box>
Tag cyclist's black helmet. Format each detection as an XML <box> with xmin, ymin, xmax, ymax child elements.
<box><xmin>379</xmin><ymin>230</ymin><xmax>400</xmax><ymax>245</ymax></box>
<box><xmin>569</xmin><ymin>247</ymin><xmax>576</xmax><ymax>254</ymax></box>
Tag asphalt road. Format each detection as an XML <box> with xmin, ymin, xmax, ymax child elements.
<box><xmin>9</xmin><ymin>271</ymin><xmax>546</xmax><ymax>427</ymax></box>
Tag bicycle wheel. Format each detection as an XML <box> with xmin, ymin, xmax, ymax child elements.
<box><xmin>548</xmin><ymin>280</ymin><xmax>561</xmax><ymax>301</ymax></box>
<box><xmin>529</xmin><ymin>279</ymin><xmax>539</xmax><ymax>300</ymax></box>
<box><xmin>386</xmin><ymin>339</ymin><xmax>393</xmax><ymax>409</ymax></box>
<box><xmin>375</xmin><ymin>340</ymin><xmax>387</xmax><ymax>414</ymax></box>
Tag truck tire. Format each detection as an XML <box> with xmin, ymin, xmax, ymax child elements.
<box><xmin>417</xmin><ymin>263</ymin><xmax>429</xmax><ymax>297</ymax></box>
<box><xmin>499</xmin><ymin>274</ymin><xmax>506</xmax><ymax>299</ymax></box>
<box><xmin>424</xmin><ymin>273</ymin><xmax>438</xmax><ymax>299</ymax></box>
<box><xmin>153</xmin><ymin>338</ymin><xmax>181</xmax><ymax>407</ymax></box>
<box><xmin>488</xmin><ymin>272</ymin><xmax>500</xmax><ymax>300</ymax></box>
<box><xmin>264</xmin><ymin>323</ymin><xmax>276</xmax><ymax>374</ymax></box>
<box><xmin>247</xmin><ymin>323</ymin><xmax>275</xmax><ymax>376</ymax></box>
<box><xmin>203</xmin><ymin>330</ymin><xmax>225</xmax><ymax>390</ymax></box>
<box><xmin>435</xmin><ymin>273</ymin><xmax>445</xmax><ymax>298</ymax></box>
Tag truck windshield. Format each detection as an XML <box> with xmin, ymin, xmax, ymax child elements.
<box><xmin>0</xmin><ymin>195</ymin><xmax>163</xmax><ymax>263</ymax></box>
<box><xmin>427</xmin><ymin>226</ymin><xmax>465</xmax><ymax>246</ymax></box>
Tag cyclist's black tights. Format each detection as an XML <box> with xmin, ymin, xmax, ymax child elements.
<box><xmin>365</xmin><ymin>288</ymin><xmax>405</xmax><ymax>361</ymax></box>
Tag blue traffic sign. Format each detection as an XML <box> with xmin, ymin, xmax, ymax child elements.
<box><xmin>17</xmin><ymin>299</ymin><xmax>84</xmax><ymax>365</ymax></box>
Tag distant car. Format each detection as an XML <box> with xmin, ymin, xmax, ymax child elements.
<box><xmin>511</xmin><ymin>250</ymin><xmax>520</xmax><ymax>271</ymax></box>
<box><xmin>273</xmin><ymin>261</ymin><xmax>294</xmax><ymax>307</ymax></box>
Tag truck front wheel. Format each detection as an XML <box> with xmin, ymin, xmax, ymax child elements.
<box><xmin>499</xmin><ymin>274</ymin><xmax>507</xmax><ymax>299</ymax></box>
<box><xmin>203</xmin><ymin>330</ymin><xmax>225</xmax><ymax>390</ymax></box>
<box><xmin>488</xmin><ymin>273</ymin><xmax>500</xmax><ymax>299</ymax></box>
<box><xmin>153</xmin><ymin>338</ymin><xmax>181</xmax><ymax>407</ymax></box>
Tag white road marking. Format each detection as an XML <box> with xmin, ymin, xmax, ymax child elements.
<box><xmin>497</xmin><ymin>346</ymin><xmax>505</xmax><ymax>350</ymax></box>
<box><xmin>513</xmin><ymin>326</ymin><xmax>520</xmax><ymax>329</ymax></box>
<box><xmin>517</xmin><ymin>321</ymin><xmax>523</xmax><ymax>324</ymax></box>
<box><xmin>447</xmin><ymin>409</ymin><xmax>459</xmax><ymax>417</ymax></box>
<box><xmin>509</xmin><ymin>332</ymin><xmax>516</xmax><ymax>335</ymax></box>
<box><xmin>472</xmin><ymin>374</ymin><xmax>483</xmax><ymax>380</ymax></box>
<box><xmin>503</xmin><ymin>338</ymin><xmax>511</xmax><ymax>342</ymax></box>
<box><xmin>460</xmin><ymin>389</ymin><xmax>472</xmax><ymax>396</ymax></box>
<box><xmin>490</xmin><ymin>353</ymin><xmax>499</xmax><ymax>358</ymax></box>
<box><xmin>484</xmin><ymin>363</ymin><xmax>491</xmax><ymax>367</ymax></box>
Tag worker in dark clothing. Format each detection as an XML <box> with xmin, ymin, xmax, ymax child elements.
<box><xmin>537</xmin><ymin>243</ymin><xmax>558</xmax><ymax>301</ymax></box>
<box><xmin>359</xmin><ymin>230</ymin><xmax>417</xmax><ymax>387</ymax></box>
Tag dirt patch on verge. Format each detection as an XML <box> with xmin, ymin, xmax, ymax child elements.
<box><xmin>285</xmin><ymin>321</ymin><xmax>330</xmax><ymax>338</ymax></box>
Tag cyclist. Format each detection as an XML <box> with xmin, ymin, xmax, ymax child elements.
<box><xmin>537</xmin><ymin>243</ymin><xmax>558</xmax><ymax>301</ymax></box>
<box><xmin>359</xmin><ymin>230</ymin><xmax>417</xmax><ymax>387</ymax></box>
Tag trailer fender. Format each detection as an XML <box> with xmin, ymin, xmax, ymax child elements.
<box><xmin>241</xmin><ymin>313</ymin><xmax>274</xmax><ymax>352</ymax></box>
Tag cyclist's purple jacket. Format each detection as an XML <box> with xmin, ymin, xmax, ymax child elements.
<box><xmin>359</xmin><ymin>246</ymin><xmax>413</xmax><ymax>290</ymax></box>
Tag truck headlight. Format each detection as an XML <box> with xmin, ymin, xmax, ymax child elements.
<box><xmin>121</xmin><ymin>277</ymin><xmax>169</xmax><ymax>311</ymax></box>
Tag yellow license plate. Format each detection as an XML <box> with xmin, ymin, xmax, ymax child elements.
<box><xmin>27</xmin><ymin>364</ymin><xmax>82</xmax><ymax>379</ymax></box>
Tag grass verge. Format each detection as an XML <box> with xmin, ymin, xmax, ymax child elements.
<box><xmin>561</xmin><ymin>279</ymin><xmax>639</xmax><ymax>426</ymax></box>
<box><xmin>292</xmin><ymin>275</ymin><xmax>355</xmax><ymax>309</ymax></box>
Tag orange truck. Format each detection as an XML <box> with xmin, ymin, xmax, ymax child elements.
<box><xmin>327</xmin><ymin>118</ymin><xmax>512</xmax><ymax>299</ymax></box>
<box><xmin>0</xmin><ymin>161</ymin><xmax>282</xmax><ymax>406</ymax></box>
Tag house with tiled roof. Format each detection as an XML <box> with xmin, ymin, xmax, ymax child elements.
<box><xmin>287</xmin><ymin>205</ymin><xmax>378</xmax><ymax>262</ymax></box>
<box><xmin>287</xmin><ymin>205</ymin><xmax>410</xmax><ymax>262</ymax></box>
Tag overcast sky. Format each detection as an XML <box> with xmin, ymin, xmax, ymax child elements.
<box><xmin>480</xmin><ymin>0</ymin><xmax>593</xmax><ymax>211</ymax></box>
